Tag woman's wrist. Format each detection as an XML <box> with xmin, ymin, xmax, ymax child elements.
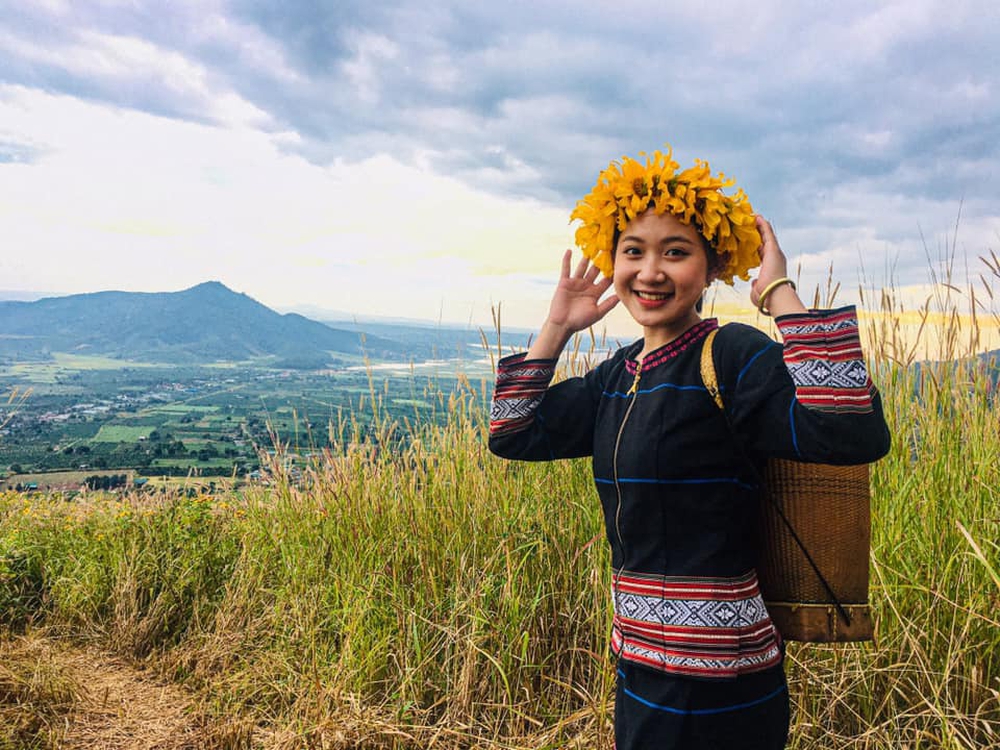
<box><xmin>762</xmin><ymin>282</ymin><xmax>807</xmax><ymax>317</ymax></box>
<box><xmin>757</xmin><ymin>277</ymin><xmax>795</xmax><ymax>315</ymax></box>
<box><xmin>526</xmin><ymin>319</ymin><xmax>576</xmax><ymax>360</ymax></box>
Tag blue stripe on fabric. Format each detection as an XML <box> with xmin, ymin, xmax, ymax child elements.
<box><xmin>616</xmin><ymin>670</ymin><xmax>787</xmax><ymax>716</ymax></box>
<box><xmin>737</xmin><ymin>341</ymin><xmax>780</xmax><ymax>386</ymax></box>
<box><xmin>595</xmin><ymin>477</ymin><xmax>756</xmax><ymax>491</ymax></box>
<box><xmin>603</xmin><ymin>383</ymin><xmax>708</xmax><ymax>399</ymax></box>
<box><xmin>788</xmin><ymin>400</ymin><xmax>801</xmax><ymax>457</ymax></box>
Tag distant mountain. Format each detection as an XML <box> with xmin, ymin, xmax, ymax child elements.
<box><xmin>0</xmin><ymin>290</ymin><xmax>59</xmax><ymax>302</ymax></box>
<box><xmin>911</xmin><ymin>347</ymin><xmax>1000</xmax><ymax>395</ymax></box>
<box><xmin>0</xmin><ymin>281</ymin><xmax>407</xmax><ymax>364</ymax></box>
<box><xmin>977</xmin><ymin>348</ymin><xmax>999</xmax><ymax>389</ymax></box>
<box><xmin>281</xmin><ymin>305</ymin><xmax>537</xmax><ymax>354</ymax></box>
<box><xmin>314</xmin><ymin>318</ymin><xmax>535</xmax><ymax>358</ymax></box>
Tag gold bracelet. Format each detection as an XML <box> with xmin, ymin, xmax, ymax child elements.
<box><xmin>757</xmin><ymin>277</ymin><xmax>796</xmax><ymax>316</ymax></box>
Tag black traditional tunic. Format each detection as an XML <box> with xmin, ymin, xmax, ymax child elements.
<box><xmin>488</xmin><ymin>307</ymin><xmax>890</xmax><ymax>748</ymax></box>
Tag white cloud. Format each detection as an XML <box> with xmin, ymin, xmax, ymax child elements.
<box><xmin>339</xmin><ymin>32</ymin><xmax>400</xmax><ymax>105</ymax></box>
<box><xmin>0</xmin><ymin>85</ymin><xmax>576</xmax><ymax>327</ymax></box>
<box><xmin>1</xmin><ymin>0</ymin><xmax>999</xmax><ymax>339</ymax></box>
<box><xmin>0</xmin><ymin>23</ymin><xmax>270</xmax><ymax>129</ymax></box>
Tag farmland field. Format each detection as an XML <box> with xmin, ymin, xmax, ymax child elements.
<box><xmin>148</xmin><ymin>404</ymin><xmax>219</xmax><ymax>414</ymax></box>
<box><xmin>0</xmin><ymin>360</ymin><xmax>488</xmax><ymax>483</ymax></box>
<box><xmin>92</xmin><ymin>425</ymin><xmax>156</xmax><ymax>442</ymax></box>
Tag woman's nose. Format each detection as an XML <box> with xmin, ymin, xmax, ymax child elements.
<box><xmin>637</xmin><ymin>257</ymin><xmax>665</xmax><ymax>282</ymax></box>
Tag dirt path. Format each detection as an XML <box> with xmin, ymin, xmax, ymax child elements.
<box><xmin>3</xmin><ymin>632</ymin><xmax>596</xmax><ymax>749</ymax></box>
<box><xmin>1</xmin><ymin>632</ymin><xmax>254</xmax><ymax>749</ymax></box>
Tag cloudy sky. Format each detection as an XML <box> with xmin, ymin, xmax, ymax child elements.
<box><xmin>1</xmin><ymin>1</ymin><xmax>997</xmax><ymax>332</ymax></box>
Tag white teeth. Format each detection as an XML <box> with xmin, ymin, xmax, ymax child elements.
<box><xmin>635</xmin><ymin>290</ymin><xmax>670</xmax><ymax>300</ymax></box>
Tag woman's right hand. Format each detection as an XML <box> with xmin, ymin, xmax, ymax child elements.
<box><xmin>547</xmin><ymin>250</ymin><xmax>619</xmax><ymax>330</ymax></box>
<box><xmin>527</xmin><ymin>250</ymin><xmax>619</xmax><ymax>360</ymax></box>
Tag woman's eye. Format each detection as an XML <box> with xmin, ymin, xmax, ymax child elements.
<box><xmin>621</xmin><ymin>246</ymin><xmax>641</xmax><ymax>256</ymax></box>
<box><xmin>665</xmin><ymin>247</ymin><xmax>688</xmax><ymax>257</ymax></box>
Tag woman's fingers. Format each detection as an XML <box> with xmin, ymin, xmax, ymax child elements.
<box><xmin>755</xmin><ymin>215</ymin><xmax>783</xmax><ymax>260</ymax></box>
<box><xmin>560</xmin><ymin>249</ymin><xmax>573</xmax><ymax>279</ymax></box>
<box><xmin>750</xmin><ymin>216</ymin><xmax>794</xmax><ymax>309</ymax></box>
<box><xmin>563</xmin><ymin>250</ymin><xmax>610</xmax><ymax>286</ymax></box>
<box><xmin>596</xmin><ymin>293</ymin><xmax>620</xmax><ymax>318</ymax></box>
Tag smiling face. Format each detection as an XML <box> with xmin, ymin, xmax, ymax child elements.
<box><xmin>613</xmin><ymin>210</ymin><xmax>718</xmax><ymax>353</ymax></box>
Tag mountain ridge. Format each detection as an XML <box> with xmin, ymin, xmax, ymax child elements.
<box><xmin>0</xmin><ymin>281</ymin><xmax>407</xmax><ymax>365</ymax></box>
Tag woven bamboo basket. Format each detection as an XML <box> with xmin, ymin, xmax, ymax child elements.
<box><xmin>699</xmin><ymin>329</ymin><xmax>874</xmax><ymax>642</ymax></box>
<box><xmin>756</xmin><ymin>459</ymin><xmax>873</xmax><ymax>642</ymax></box>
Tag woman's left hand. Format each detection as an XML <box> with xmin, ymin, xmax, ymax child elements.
<box><xmin>749</xmin><ymin>216</ymin><xmax>807</xmax><ymax>315</ymax></box>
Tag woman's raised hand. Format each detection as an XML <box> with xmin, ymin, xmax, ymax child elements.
<box><xmin>546</xmin><ymin>250</ymin><xmax>619</xmax><ymax>332</ymax></box>
<box><xmin>526</xmin><ymin>250</ymin><xmax>618</xmax><ymax>360</ymax></box>
<box><xmin>749</xmin><ymin>216</ymin><xmax>807</xmax><ymax>316</ymax></box>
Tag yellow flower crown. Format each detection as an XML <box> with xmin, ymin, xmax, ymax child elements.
<box><xmin>569</xmin><ymin>147</ymin><xmax>761</xmax><ymax>285</ymax></box>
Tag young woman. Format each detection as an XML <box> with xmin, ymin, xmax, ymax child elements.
<box><xmin>488</xmin><ymin>148</ymin><xmax>891</xmax><ymax>748</ymax></box>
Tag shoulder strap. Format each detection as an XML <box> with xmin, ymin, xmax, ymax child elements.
<box><xmin>700</xmin><ymin>328</ymin><xmax>724</xmax><ymax>410</ymax></box>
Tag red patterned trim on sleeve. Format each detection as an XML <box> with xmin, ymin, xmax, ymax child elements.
<box><xmin>776</xmin><ymin>306</ymin><xmax>874</xmax><ymax>413</ymax></box>
<box><xmin>489</xmin><ymin>354</ymin><xmax>557</xmax><ymax>436</ymax></box>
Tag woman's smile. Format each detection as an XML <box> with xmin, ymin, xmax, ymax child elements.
<box><xmin>612</xmin><ymin>210</ymin><xmax>715</xmax><ymax>350</ymax></box>
<box><xmin>633</xmin><ymin>289</ymin><xmax>674</xmax><ymax>306</ymax></box>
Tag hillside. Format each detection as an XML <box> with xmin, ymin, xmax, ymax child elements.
<box><xmin>0</xmin><ymin>281</ymin><xmax>406</xmax><ymax>364</ymax></box>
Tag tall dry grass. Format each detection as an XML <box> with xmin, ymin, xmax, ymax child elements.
<box><xmin>1</xmin><ymin>386</ymin><xmax>30</xmax><ymax>433</ymax></box>
<box><xmin>2</xmin><ymin>254</ymin><xmax>999</xmax><ymax>748</ymax></box>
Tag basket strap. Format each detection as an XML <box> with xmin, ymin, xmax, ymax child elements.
<box><xmin>700</xmin><ymin>329</ymin><xmax>724</xmax><ymax>409</ymax></box>
<box><xmin>700</xmin><ymin>328</ymin><xmax>854</xmax><ymax>628</ymax></box>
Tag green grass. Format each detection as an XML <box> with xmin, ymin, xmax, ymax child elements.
<box><xmin>390</xmin><ymin>398</ymin><xmax>432</xmax><ymax>408</ymax></box>
<box><xmin>3</xmin><ymin>362</ymin><xmax>997</xmax><ymax>748</ymax></box>
<box><xmin>91</xmin><ymin>425</ymin><xmax>153</xmax><ymax>442</ymax></box>
<box><xmin>174</xmin><ymin>439</ymin><xmax>216</xmax><ymax>449</ymax></box>
<box><xmin>5</xmin><ymin>354</ymin><xmax>157</xmax><ymax>382</ymax></box>
<box><xmin>148</xmin><ymin>405</ymin><xmax>220</xmax><ymax>414</ymax></box>
<box><xmin>149</xmin><ymin>458</ymin><xmax>234</xmax><ymax>469</ymax></box>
